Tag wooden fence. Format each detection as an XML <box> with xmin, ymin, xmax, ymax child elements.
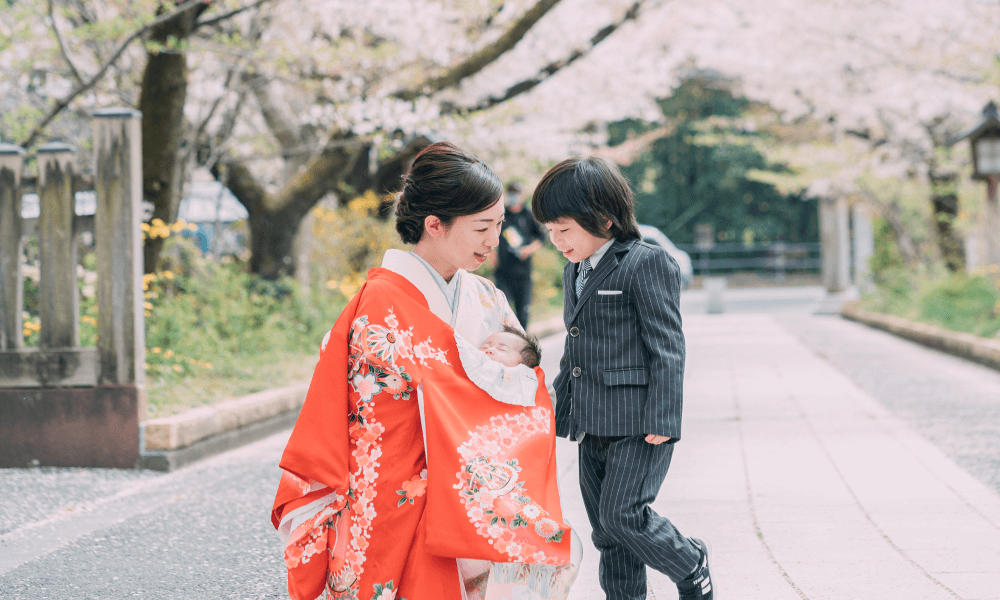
<box><xmin>0</xmin><ymin>109</ymin><xmax>145</xmax><ymax>468</ymax></box>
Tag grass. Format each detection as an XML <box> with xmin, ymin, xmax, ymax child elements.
<box><xmin>144</xmin><ymin>351</ymin><xmax>319</xmax><ymax>419</ymax></box>
<box><xmin>861</xmin><ymin>268</ymin><xmax>1000</xmax><ymax>339</ymax></box>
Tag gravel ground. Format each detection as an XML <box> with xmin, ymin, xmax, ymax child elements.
<box><xmin>0</xmin><ymin>432</ymin><xmax>289</xmax><ymax>599</ymax></box>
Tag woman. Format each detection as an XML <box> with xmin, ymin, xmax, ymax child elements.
<box><xmin>271</xmin><ymin>142</ymin><xmax>579</xmax><ymax>600</ymax></box>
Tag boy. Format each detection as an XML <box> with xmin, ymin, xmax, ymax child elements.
<box><xmin>531</xmin><ymin>157</ymin><xmax>713</xmax><ymax>600</ymax></box>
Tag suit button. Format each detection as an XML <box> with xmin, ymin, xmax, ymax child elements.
<box><xmin>569</xmin><ymin>326</ymin><xmax>579</xmax><ymax>337</ymax></box>
<box><xmin>571</xmin><ymin>366</ymin><xmax>582</xmax><ymax>377</ymax></box>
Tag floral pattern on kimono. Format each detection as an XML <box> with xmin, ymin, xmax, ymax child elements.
<box><xmin>340</xmin><ymin>309</ymin><xmax>448</xmax><ymax>591</ymax></box>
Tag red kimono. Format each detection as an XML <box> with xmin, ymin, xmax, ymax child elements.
<box><xmin>272</xmin><ymin>268</ymin><xmax>571</xmax><ymax>600</ymax></box>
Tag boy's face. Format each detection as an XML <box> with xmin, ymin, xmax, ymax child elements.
<box><xmin>543</xmin><ymin>217</ymin><xmax>612</xmax><ymax>263</ymax></box>
<box><xmin>479</xmin><ymin>331</ymin><xmax>526</xmax><ymax>367</ymax></box>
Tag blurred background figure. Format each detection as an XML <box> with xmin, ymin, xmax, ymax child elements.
<box><xmin>495</xmin><ymin>181</ymin><xmax>545</xmax><ymax>327</ymax></box>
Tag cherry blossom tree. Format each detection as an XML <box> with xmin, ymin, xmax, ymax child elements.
<box><xmin>3</xmin><ymin>0</ymin><xmax>998</xmax><ymax>274</ymax></box>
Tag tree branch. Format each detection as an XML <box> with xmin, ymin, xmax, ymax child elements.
<box><xmin>449</xmin><ymin>0</ymin><xmax>645</xmax><ymax>115</ymax></box>
<box><xmin>393</xmin><ymin>0</ymin><xmax>562</xmax><ymax>101</ymax></box>
<box><xmin>20</xmin><ymin>0</ymin><xmax>277</xmax><ymax>149</ymax></box>
<box><xmin>48</xmin><ymin>0</ymin><xmax>85</xmax><ymax>86</ymax></box>
<box><xmin>248</xmin><ymin>73</ymin><xmax>311</xmax><ymax>157</ymax></box>
<box><xmin>193</xmin><ymin>0</ymin><xmax>277</xmax><ymax>31</ymax></box>
<box><xmin>19</xmin><ymin>0</ymin><xmax>207</xmax><ymax>149</ymax></box>
<box><xmin>215</xmin><ymin>159</ymin><xmax>268</xmax><ymax>215</ymax></box>
<box><xmin>272</xmin><ymin>138</ymin><xmax>359</xmax><ymax>215</ymax></box>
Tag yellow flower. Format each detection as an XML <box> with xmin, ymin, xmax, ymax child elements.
<box><xmin>161</xmin><ymin>271</ymin><xmax>174</xmax><ymax>279</ymax></box>
<box><xmin>143</xmin><ymin>302</ymin><xmax>153</xmax><ymax>310</ymax></box>
<box><xmin>151</xmin><ymin>347</ymin><xmax>162</xmax><ymax>353</ymax></box>
<box><xmin>172</xmin><ymin>364</ymin><xmax>182</xmax><ymax>372</ymax></box>
<box><xmin>164</xmin><ymin>349</ymin><xmax>174</xmax><ymax>358</ymax></box>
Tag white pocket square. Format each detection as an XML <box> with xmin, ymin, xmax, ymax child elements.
<box><xmin>597</xmin><ymin>290</ymin><xmax>623</xmax><ymax>295</ymax></box>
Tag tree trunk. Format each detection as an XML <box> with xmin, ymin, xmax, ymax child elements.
<box><xmin>928</xmin><ymin>169</ymin><xmax>964</xmax><ymax>271</ymax></box>
<box><xmin>139</xmin><ymin>2</ymin><xmax>208</xmax><ymax>274</ymax></box>
<box><xmin>248</xmin><ymin>207</ymin><xmax>302</xmax><ymax>279</ymax></box>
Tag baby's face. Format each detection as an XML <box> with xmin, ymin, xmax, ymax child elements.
<box><xmin>479</xmin><ymin>331</ymin><xmax>527</xmax><ymax>367</ymax></box>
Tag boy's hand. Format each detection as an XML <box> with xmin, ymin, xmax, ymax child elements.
<box><xmin>644</xmin><ymin>434</ymin><xmax>671</xmax><ymax>445</ymax></box>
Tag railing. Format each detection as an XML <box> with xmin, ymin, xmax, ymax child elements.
<box><xmin>0</xmin><ymin>109</ymin><xmax>145</xmax><ymax>467</ymax></box>
<box><xmin>679</xmin><ymin>242</ymin><xmax>822</xmax><ymax>277</ymax></box>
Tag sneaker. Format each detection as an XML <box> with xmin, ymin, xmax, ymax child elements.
<box><xmin>677</xmin><ymin>538</ymin><xmax>713</xmax><ymax>600</ymax></box>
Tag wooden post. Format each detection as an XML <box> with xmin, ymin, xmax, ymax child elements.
<box><xmin>93</xmin><ymin>109</ymin><xmax>145</xmax><ymax>386</ymax></box>
<box><xmin>820</xmin><ymin>196</ymin><xmax>851</xmax><ymax>293</ymax></box>
<box><xmin>0</xmin><ymin>144</ymin><xmax>25</xmax><ymax>351</ymax></box>
<box><xmin>851</xmin><ymin>203</ymin><xmax>875</xmax><ymax>293</ymax></box>
<box><xmin>986</xmin><ymin>176</ymin><xmax>1000</xmax><ymax>266</ymax></box>
<box><xmin>37</xmin><ymin>143</ymin><xmax>79</xmax><ymax>348</ymax></box>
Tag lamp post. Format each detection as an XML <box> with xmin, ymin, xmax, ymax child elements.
<box><xmin>958</xmin><ymin>101</ymin><xmax>1000</xmax><ymax>267</ymax></box>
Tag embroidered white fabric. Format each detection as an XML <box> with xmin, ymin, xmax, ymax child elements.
<box><xmin>275</xmin><ymin>490</ymin><xmax>342</xmax><ymax>545</ymax></box>
<box><xmin>455</xmin><ymin>334</ymin><xmax>537</xmax><ymax>407</ymax></box>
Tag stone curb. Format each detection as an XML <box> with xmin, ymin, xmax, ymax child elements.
<box><xmin>138</xmin><ymin>384</ymin><xmax>308</xmax><ymax>471</ymax></box>
<box><xmin>841</xmin><ymin>302</ymin><xmax>1000</xmax><ymax>372</ymax></box>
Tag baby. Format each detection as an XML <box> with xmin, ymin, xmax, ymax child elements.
<box><xmin>478</xmin><ymin>325</ymin><xmax>542</xmax><ymax>368</ymax></box>
<box><xmin>466</xmin><ymin>331</ymin><xmax>549</xmax><ymax>599</ymax></box>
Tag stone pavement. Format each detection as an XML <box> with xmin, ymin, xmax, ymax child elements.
<box><xmin>543</xmin><ymin>314</ymin><xmax>1000</xmax><ymax>600</ymax></box>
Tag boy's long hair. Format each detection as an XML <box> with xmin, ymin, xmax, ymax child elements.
<box><xmin>530</xmin><ymin>156</ymin><xmax>640</xmax><ymax>241</ymax></box>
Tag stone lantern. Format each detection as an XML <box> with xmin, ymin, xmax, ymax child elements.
<box><xmin>956</xmin><ymin>101</ymin><xmax>1000</xmax><ymax>267</ymax></box>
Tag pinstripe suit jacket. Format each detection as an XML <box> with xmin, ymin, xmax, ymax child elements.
<box><xmin>553</xmin><ymin>238</ymin><xmax>686</xmax><ymax>440</ymax></box>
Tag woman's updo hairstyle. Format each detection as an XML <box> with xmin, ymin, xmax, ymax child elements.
<box><xmin>394</xmin><ymin>142</ymin><xmax>503</xmax><ymax>244</ymax></box>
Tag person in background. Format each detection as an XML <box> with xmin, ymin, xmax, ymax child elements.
<box><xmin>495</xmin><ymin>181</ymin><xmax>545</xmax><ymax>327</ymax></box>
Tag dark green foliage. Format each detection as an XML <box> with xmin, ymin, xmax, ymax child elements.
<box><xmin>608</xmin><ymin>76</ymin><xmax>818</xmax><ymax>245</ymax></box>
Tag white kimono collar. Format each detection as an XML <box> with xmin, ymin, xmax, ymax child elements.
<box><xmin>380</xmin><ymin>249</ymin><xmax>455</xmax><ymax>324</ymax></box>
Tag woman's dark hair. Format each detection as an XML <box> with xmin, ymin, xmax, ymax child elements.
<box><xmin>394</xmin><ymin>142</ymin><xmax>503</xmax><ymax>244</ymax></box>
<box><xmin>530</xmin><ymin>156</ymin><xmax>640</xmax><ymax>241</ymax></box>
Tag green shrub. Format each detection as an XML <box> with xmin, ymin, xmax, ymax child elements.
<box><xmin>140</xmin><ymin>237</ymin><xmax>347</xmax><ymax>416</ymax></box>
<box><xmin>918</xmin><ymin>273</ymin><xmax>1000</xmax><ymax>337</ymax></box>
<box><xmin>864</xmin><ymin>267</ymin><xmax>1000</xmax><ymax>339</ymax></box>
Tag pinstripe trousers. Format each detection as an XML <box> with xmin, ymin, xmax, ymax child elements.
<box><xmin>580</xmin><ymin>434</ymin><xmax>700</xmax><ymax>600</ymax></box>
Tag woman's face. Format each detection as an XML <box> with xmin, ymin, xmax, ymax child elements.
<box><xmin>439</xmin><ymin>200</ymin><xmax>505</xmax><ymax>272</ymax></box>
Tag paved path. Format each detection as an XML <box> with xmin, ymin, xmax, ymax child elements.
<box><xmin>3</xmin><ymin>309</ymin><xmax>1000</xmax><ymax>599</ymax></box>
<box><xmin>542</xmin><ymin>314</ymin><xmax>1000</xmax><ymax>600</ymax></box>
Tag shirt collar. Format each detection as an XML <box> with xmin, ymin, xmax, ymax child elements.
<box><xmin>583</xmin><ymin>238</ymin><xmax>616</xmax><ymax>270</ymax></box>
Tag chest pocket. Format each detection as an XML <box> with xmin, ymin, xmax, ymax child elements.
<box><xmin>595</xmin><ymin>290</ymin><xmax>626</xmax><ymax>303</ymax></box>
<box><xmin>602</xmin><ymin>367</ymin><xmax>648</xmax><ymax>386</ymax></box>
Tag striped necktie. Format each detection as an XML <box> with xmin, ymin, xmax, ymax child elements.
<box><xmin>575</xmin><ymin>257</ymin><xmax>593</xmax><ymax>297</ymax></box>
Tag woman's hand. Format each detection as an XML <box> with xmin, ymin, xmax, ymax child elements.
<box><xmin>644</xmin><ymin>434</ymin><xmax>671</xmax><ymax>445</ymax></box>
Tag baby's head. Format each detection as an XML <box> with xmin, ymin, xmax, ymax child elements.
<box><xmin>479</xmin><ymin>325</ymin><xmax>541</xmax><ymax>368</ymax></box>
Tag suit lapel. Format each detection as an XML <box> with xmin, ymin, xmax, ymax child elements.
<box><xmin>562</xmin><ymin>262</ymin><xmax>577</xmax><ymax>327</ymax></box>
<box><xmin>568</xmin><ymin>238</ymin><xmax>636</xmax><ymax>323</ymax></box>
